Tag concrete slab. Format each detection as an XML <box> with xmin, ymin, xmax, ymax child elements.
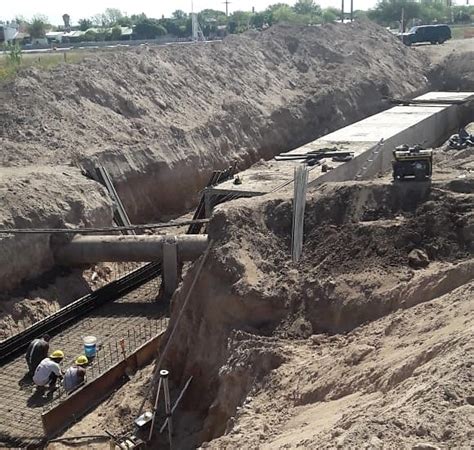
<box><xmin>208</xmin><ymin>91</ymin><xmax>473</xmax><ymax>200</ymax></box>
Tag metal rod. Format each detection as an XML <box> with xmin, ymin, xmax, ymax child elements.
<box><xmin>0</xmin><ymin>219</ymin><xmax>210</xmax><ymax>235</ymax></box>
<box><xmin>96</xmin><ymin>352</ymin><xmax>101</xmax><ymax>374</ymax></box>
<box><xmin>148</xmin><ymin>377</ymin><xmax>163</xmax><ymax>442</ymax></box>
<box><xmin>162</xmin><ymin>370</ymin><xmax>173</xmax><ymax>448</ymax></box>
<box><xmin>160</xmin><ymin>376</ymin><xmax>193</xmax><ymax>433</ymax></box>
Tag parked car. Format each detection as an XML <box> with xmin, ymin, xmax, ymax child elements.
<box><xmin>398</xmin><ymin>24</ymin><xmax>451</xmax><ymax>46</ymax></box>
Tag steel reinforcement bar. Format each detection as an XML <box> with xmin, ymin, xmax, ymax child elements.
<box><xmin>0</xmin><ymin>168</ymin><xmax>234</xmax><ymax>362</ymax></box>
<box><xmin>0</xmin><ymin>261</ymin><xmax>162</xmax><ymax>362</ymax></box>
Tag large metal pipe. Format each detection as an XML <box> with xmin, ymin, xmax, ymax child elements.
<box><xmin>55</xmin><ymin>235</ymin><xmax>209</xmax><ymax>264</ymax></box>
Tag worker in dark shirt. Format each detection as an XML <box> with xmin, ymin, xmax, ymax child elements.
<box><xmin>25</xmin><ymin>334</ymin><xmax>51</xmax><ymax>377</ymax></box>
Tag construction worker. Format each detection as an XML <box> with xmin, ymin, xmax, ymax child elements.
<box><xmin>32</xmin><ymin>350</ymin><xmax>64</xmax><ymax>392</ymax></box>
<box><xmin>25</xmin><ymin>334</ymin><xmax>51</xmax><ymax>377</ymax></box>
<box><xmin>63</xmin><ymin>355</ymin><xmax>88</xmax><ymax>394</ymax></box>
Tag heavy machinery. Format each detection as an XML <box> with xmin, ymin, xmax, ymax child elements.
<box><xmin>392</xmin><ymin>144</ymin><xmax>433</xmax><ymax>181</ymax></box>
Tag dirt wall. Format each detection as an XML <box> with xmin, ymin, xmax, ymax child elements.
<box><xmin>0</xmin><ymin>167</ymin><xmax>113</xmax><ymax>292</ymax></box>
<box><xmin>161</xmin><ymin>175</ymin><xmax>473</xmax><ymax>447</ymax></box>
<box><xmin>1</xmin><ymin>20</ymin><xmax>429</xmax><ymax>223</ymax></box>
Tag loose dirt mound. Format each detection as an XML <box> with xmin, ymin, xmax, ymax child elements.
<box><xmin>1</xmin><ymin>20</ymin><xmax>428</xmax><ymax>222</ymax></box>
<box><xmin>161</xmin><ymin>165</ymin><xmax>473</xmax><ymax>447</ymax></box>
<box><xmin>210</xmin><ymin>281</ymin><xmax>473</xmax><ymax>449</ymax></box>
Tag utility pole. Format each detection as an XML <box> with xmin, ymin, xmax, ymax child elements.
<box><xmin>223</xmin><ymin>0</ymin><xmax>231</xmax><ymax>16</ymax></box>
<box><xmin>341</xmin><ymin>0</ymin><xmax>345</xmax><ymax>22</ymax></box>
<box><xmin>350</xmin><ymin>0</ymin><xmax>354</xmax><ymax>21</ymax></box>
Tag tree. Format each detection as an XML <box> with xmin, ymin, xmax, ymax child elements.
<box><xmin>28</xmin><ymin>15</ymin><xmax>49</xmax><ymax>38</ymax></box>
<box><xmin>198</xmin><ymin>9</ymin><xmax>227</xmax><ymax>25</ymax></box>
<box><xmin>134</xmin><ymin>18</ymin><xmax>167</xmax><ymax>39</ymax></box>
<box><xmin>263</xmin><ymin>3</ymin><xmax>293</xmax><ymax>25</ymax></box>
<box><xmin>116</xmin><ymin>16</ymin><xmax>132</xmax><ymax>27</ymax></box>
<box><xmin>228</xmin><ymin>11</ymin><xmax>252</xmax><ymax>33</ymax></box>
<box><xmin>293</xmin><ymin>0</ymin><xmax>321</xmax><ymax>16</ymax></box>
<box><xmin>451</xmin><ymin>5</ymin><xmax>473</xmax><ymax>23</ymax></box>
<box><xmin>172</xmin><ymin>10</ymin><xmax>187</xmax><ymax>21</ymax></box>
<box><xmin>368</xmin><ymin>0</ymin><xmax>422</xmax><ymax>28</ymax></box>
<box><xmin>102</xmin><ymin>8</ymin><xmax>124</xmax><ymax>27</ymax></box>
<box><xmin>111</xmin><ymin>26</ymin><xmax>122</xmax><ymax>41</ymax></box>
<box><xmin>130</xmin><ymin>13</ymin><xmax>147</xmax><ymax>24</ymax></box>
<box><xmin>250</xmin><ymin>12</ymin><xmax>267</xmax><ymax>28</ymax></box>
<box><xmin>83</xmin><ymin>30</ymin><xmax>97</xmax><ymax>41</ymax></box>
<box><xmin>78</xmin><ymin>18</ymin><xmax>93</xmax><ymax>31</ymax></box>
<box><xmin>418</xmin><ymin>0</ymin><xmax>448</xmax><ymax>24</ymax></box>
<box><xmin>272</xmin><ymin>5</ymin><xmax>297</xmax><ymax>23</ymax></box>
<box><xmin>322</xmin><ymin>8</ymin><xmax>338</xmax><ymax>22</ymax></box>
<box><xmin>198</xmin><ymin>8</ymin><xmax>228</xmax><ymax>35</ymax></box>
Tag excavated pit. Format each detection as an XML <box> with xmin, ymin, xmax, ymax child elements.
<box><xmin>160</xmin><ymin>174</ymin><xmax>473</xmax><ymax>448</ymax></box>
<box><xmin>1</xmin><ymin>19</ymin><xmax>434</xmax><ymax>294</ymax></box>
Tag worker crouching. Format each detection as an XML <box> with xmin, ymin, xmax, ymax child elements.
<box><xmin>33</xmin><ymin>350</ymin><xmax>64</xmax><ymax>393</ymax></box>
<box><xmin>63</xmin><ymin>355</ymin><xmax>88</xmax><ymax>394</ymax></box>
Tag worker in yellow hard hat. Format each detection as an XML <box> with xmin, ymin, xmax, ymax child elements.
<box><xmin>63</xmin><ymin>355</ymin><xmax>89</xmax><ymax>394</ymax></box>
<box><xmin>33</xmin><ymin>350</ymin><xmax>64</xmax><ymax>392</ymax></box>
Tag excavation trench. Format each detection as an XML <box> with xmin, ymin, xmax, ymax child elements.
<box><xmin>159</xmin><ymin>177</ymin><xmax>473</xmax><ymax>448</ymax></box>
<box><xmin>0</xmin><ymin>20</ymin><xmax>473</xmax><ymax>447</ymax></box>
<box><xmin>1</xmin><ymin>19</ymin><xmax>436</xmax><ymax>294</ymax></box>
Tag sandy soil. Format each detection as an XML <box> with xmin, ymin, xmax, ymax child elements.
<box><xmin>157</xmin><ymin>139</ymin><xmax>473</xmax><ymax>448</ymax></box>
<box><xmin>1</xmin><ymin>20</ymin><xmax>434</xmax><ymax>294</ymax></box>
<box><xmin>413</xmin><ymin>37</ymin><xmax>474</xmax><ymax>65</ymax></box>
<box><xmin>209</xmin><ymin>280</ymin><xmax>473</xmax><ymax>448</ymax></box>
<box><xmin>417</xmin><ymin>38</ymin><xmax>474</xmax><ymax>91</ymax></box>
<box><xmin>2</xmin><ymin>24</ymin><xmax>474</xmax><ymax>450</ymax></box>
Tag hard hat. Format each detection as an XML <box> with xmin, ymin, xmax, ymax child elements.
<box><xmin>50</xmin><ymin>350</ymin><xmax>64</xmax><ymax>359</ymax></box>
<box><xmin>75</xmin><ymin>355</ymin><xmax>88</xmax><ymax>366</ymax></box>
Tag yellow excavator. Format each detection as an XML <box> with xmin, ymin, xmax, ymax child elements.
<box><xmin>392</xmin><ymin>144</ymin><xmax>433</xmax><ymax>181</ymax></box>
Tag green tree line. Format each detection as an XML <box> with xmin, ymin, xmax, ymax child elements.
<box><xmin>5</xmin><ymin>0</ymin><xmax>474</xmax><ymax>43</ymax></box>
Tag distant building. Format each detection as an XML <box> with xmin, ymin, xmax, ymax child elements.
<box><xmin>0</xmin><ymin>23</ymin><xmax>19</xmax><ymax>44</ymax></box>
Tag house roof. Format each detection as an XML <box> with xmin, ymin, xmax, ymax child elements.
<box><xmin>64</xmin><ymin>30</ymin><xmax>85</xmax><ymax>37</ymax></box>
<box><xmin>45</xmin><ymin>31</ymin><xmax>65</xmax><ymax>38</ymax></box>
<box><xmin>120</xmin><ymin>27</ymin><xmax>133</xmax><ymax>35</ymax></box>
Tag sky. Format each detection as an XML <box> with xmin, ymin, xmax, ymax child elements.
<box><xmin>1</xmin><ymin>0</ymin><xmax>382</xmax><ymax>26</ymax></box>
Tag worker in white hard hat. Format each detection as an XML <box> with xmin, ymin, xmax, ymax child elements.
<box><xmin>63</xmin><ymin>355</ymin><xmax>88</xmax><ymax>394</ymax></box>
<box><xmin>33</xmin><ymin>350</ymin><xmax>64</xmax><ymax>392</ymax></box>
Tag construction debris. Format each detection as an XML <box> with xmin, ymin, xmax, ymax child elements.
<box><xmin>448</xmin><ymin>127</ymin><xmax>474</xmax><ymax>150</ymax></box>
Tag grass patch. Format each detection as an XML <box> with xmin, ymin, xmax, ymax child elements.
<box><xmin>0</xmin><ymin>50</ymin><xmax>91</xmax><ymax>82</ymax></box>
